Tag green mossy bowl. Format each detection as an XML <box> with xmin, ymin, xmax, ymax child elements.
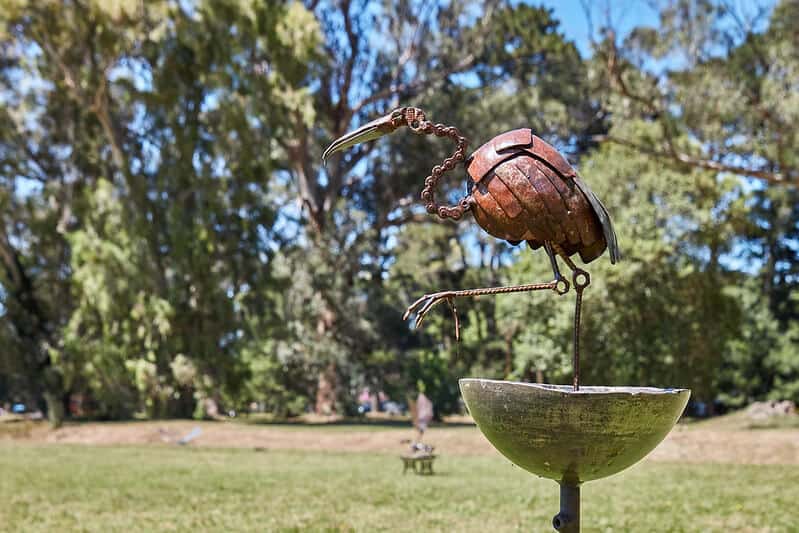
<box><xmin>460</xmin><ymin>379</ymin><xmax>690</xmax><ymax>484</ymax></box>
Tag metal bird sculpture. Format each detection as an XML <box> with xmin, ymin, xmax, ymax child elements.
<box><xmin>323</xmin><ymin>107</ymin><xmax>620</xmax><ymax>389</ymax></box>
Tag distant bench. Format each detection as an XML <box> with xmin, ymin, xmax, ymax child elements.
<box><xmin>400</xmin><ymin>454</ymin><xmax>437</xmax><ymax>475</ymax></box>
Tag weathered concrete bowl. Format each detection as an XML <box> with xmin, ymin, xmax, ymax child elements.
<box><xmin>460</xmin><ymin>379</ymin><xmax>690</xmax><ymax>484</ymax></box>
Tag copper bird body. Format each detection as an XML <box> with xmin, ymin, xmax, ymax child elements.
<box><xmin>464</xmin><ymin>128</ymin><xmax>619</xmax><ymax>263</ymax></box>
<box><xmin>323</xmin><ymin>107</ymin><xmax>620</xmax><ymax>390</ymax></box>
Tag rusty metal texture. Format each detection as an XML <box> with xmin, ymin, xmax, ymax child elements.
<box><xmin>322</xmin><ymin>106</ymin><xmax>622</xmax><ymax>392</ymax></box>
<box><xmin>410</xmin><ymin>112</ymin><xmax>472</xmax><ymax>221</ymax></box>
<box><xmin>466</xmin><ymin>129</ymin><xmax>609</xmax><ymax>262</ymax></box>
<box><xmin>322</xmin><ymin>107</ymin><xmax>687</xmax><ymax>533</ymax></box>
<box><xmin>404</xmin><ymin>117</ymin><xmax>621</xmax><ymax>391</ymax></box>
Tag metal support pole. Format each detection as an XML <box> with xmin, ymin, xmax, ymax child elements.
<box><xmin>552</xmin><ymin>483</ymin><xmax>580</xmax><ymax>532</ymax></box>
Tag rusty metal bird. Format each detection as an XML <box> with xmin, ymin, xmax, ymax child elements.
<box><xmin>323</xmin><ymin>107</ymin><xmax>620</xmax><ymax>389</ymax></box>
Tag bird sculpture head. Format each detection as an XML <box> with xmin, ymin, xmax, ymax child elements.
<box><xmin>322</xmin><ymin>107</ymin><xmax>429</xmax><ymax>162</ymax></box>
<box><xmin>323</xmin><ymin>106</ymin><xmax>471</xmax><ymax>221</ymax></box>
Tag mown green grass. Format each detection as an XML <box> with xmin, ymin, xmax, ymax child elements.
<box><xmin>0</xmin><ymin>443</ymin><xmax>797</xmax><ymax>532</ymax></box>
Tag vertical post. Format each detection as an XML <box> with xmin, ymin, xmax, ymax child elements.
<box><xmin>572</xmin><ymin>286</ymin><xmax>583</xmax><ymax>391</ymax></box>
<box><xmin>552</xmin><ymin>483</ymin><xmax>580</xmax><ymax>532</ymax></box>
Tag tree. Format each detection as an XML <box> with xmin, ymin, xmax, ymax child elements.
<box><xmin>592</xmin><ymin>0</ymin><xmax>796</xmax><ymax>186</ymax></box>
<box><xmin>280</xmin><ymin>1</ymin><xmax>618</xmax><ymax>412</ymax></box>
<box><xmin>3</xmin><ymin>0</ymin><xmax>795</xmax><ymax>421</ymax></box>
<box><xmin>265</xmin><ymin>0</ymin><xmax>488</xmax><ymax>412</ymax></box>
<box><xmin>579</xmin><ymin>0</ymin><xmax>799</xmax><ymax>404</ymax></box>
<box><xmin>0</xmin><ymin>0</ymin><xmax>319</xmax><ymax>421</ymax></box>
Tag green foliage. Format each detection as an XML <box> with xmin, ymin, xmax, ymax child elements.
<box><xmin>402</xmin><ymin>350</ymin><xmax>461</xmax><ymax>416</ymax></box>
<box><xmin>720</xmin><ymin>280</ymin><xmax>799</xmax><ymax>406</ymax></box>
<box><xmin>581</xmin><ymin>135</ymin><xmax>744</xmax><ymax>398</ymax></box>
<box><xmin>0</xmin><ymin>0</ymin><xmax>319</xmax><ymax>419</ymax></box>
<box><xmin>586</xmin><ymin>0</ymin><xmax>799</xmax><ymax>405</ymax></box>
<box><xmin>62</xmin><ymin>180</ymin><xmax>172</xmax><ymax>417</ymax></box>
<box><xmin>1</xmin><ymin>0</ymin><xmax>797</xmax><ymax>419</ymax></box>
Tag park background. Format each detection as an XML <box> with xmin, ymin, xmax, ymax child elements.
<box><xmin>0</xmin><ymin>1</ymin><xmax>798</xmax><ymax>531</ymax></box>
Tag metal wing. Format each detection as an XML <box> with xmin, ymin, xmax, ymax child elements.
<box><xmin>573</xmin><ymin>175</ymin><xmax>621</xmax><ymax>264</ymax></box>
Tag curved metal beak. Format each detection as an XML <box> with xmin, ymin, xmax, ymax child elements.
<box><xmin>322</xmin><ymin>111</ymin><xmax>403</xmax><ymax>162</ymax></box>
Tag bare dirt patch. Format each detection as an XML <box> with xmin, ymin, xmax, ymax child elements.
<box><xmin>3</xmin><ymin>417</ymin><xmax>797</xmax><ymax>465</ymax></box>
<box><xmin>647</xmin><ymin>423</ymin><xmax>799</xmax><ymax>465</ymax></box>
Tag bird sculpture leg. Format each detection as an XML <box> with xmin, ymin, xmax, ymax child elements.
<box><xmin>403</xmin><ymin>243</ymin><xmax>570</xmax><ymax>341</ymax></box>
<box><xmin>551</xmin><ymin>244</ymin><xmax>591</xmax><ymax>391</ymax></box>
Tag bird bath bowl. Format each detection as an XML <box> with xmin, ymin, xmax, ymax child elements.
<box><xmin>460</xmin><ymin>379</ymin><xmax>690</xmax><ymax>531</ymax></box>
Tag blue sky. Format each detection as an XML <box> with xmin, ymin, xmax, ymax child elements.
<box><xmin>536</xmin><ymin>0</ymin><xmax>661</xmax><ymax>57</ymax></box>
<box><xmin>538</xmin><ymin>0</ymin><xmax>777</xmax><ymax>59</ymax></box>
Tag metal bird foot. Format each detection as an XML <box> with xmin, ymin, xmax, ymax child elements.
<box><xmin>403</xmin><ymin>291</ymin><xmax>458</xmax><ymax>328</ymax></box>
<box><xmin>403</xmin><ymin>291</ymin><xmax>463</xmax><ymax>340</ymax></box>
<box><xmin>403</xmin><ymin>277</ymin><xmax>569</xmax><ymax>341</ymax></box>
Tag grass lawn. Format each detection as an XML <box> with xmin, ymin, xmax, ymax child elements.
<box><xmin>1</xmin><ymin>443</ymin><xmax>797</xmax><ymax>532</ymax></box>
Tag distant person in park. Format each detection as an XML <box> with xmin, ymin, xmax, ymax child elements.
<box><xmin>414</xmin><ymin>391</ymin><xmax>434</xmax><ymax>442</ymax></box>
<box><xmin>378</xmin><ymin>390</ymin><xmax>387</xmax><ymax>410</ymax></box>
<box><xmin>357</xmin><ymin>387</ymin><xmax>371</xmax><ymax>414</ymax></box>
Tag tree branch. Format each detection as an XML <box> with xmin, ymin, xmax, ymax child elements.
<box><xmin>595</xmin><ymin>134</ymin><xmax>794</xmax><ymax>185</ymax></box>
<box><xmin>349</xmin><ymin>0</ymin><xmax>499</xmax><ymax>120</ymax></box>
<box><xmin>599</xmin><ymin>34</ymin><xmax>797</xmax><ymax>186</ymax></box>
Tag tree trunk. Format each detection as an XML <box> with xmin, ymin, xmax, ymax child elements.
<box><xmin>0</xmin><ymin>228</ymin><xmax>63</xmax><ymax>426</ymax></box>
<box><xmin>504</xmin><ymin>334</ymin><xmax>513</xmax><ymax>378</ymax></box>
<box><xmin>315</xmin><ymin>361</ymin><xmax>338</xmax><ymax>415</ymax></box>
<box><xmin>43</xmin><ymin>392</ymin><xmax>65</xmax><ymax>428</ymax></box>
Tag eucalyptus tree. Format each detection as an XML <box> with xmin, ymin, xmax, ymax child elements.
<box><xmin>273</xmin><ymin>0</ymin><xmax>502</xmax><ymax>412</ymax></box>
<box><xmin>279</xmin><ymin>1</ymin><xmax>617</xmax><ymax>412</ymax></box>
<box><xmin>0</xmin><ymin>0</ymin><xmax>319</xmax><ymax>421</ymax></box>
<box><xmin>585</xmin><ymin>0</ymin><xmax>799</xmax><ymax>404</ymax></box>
